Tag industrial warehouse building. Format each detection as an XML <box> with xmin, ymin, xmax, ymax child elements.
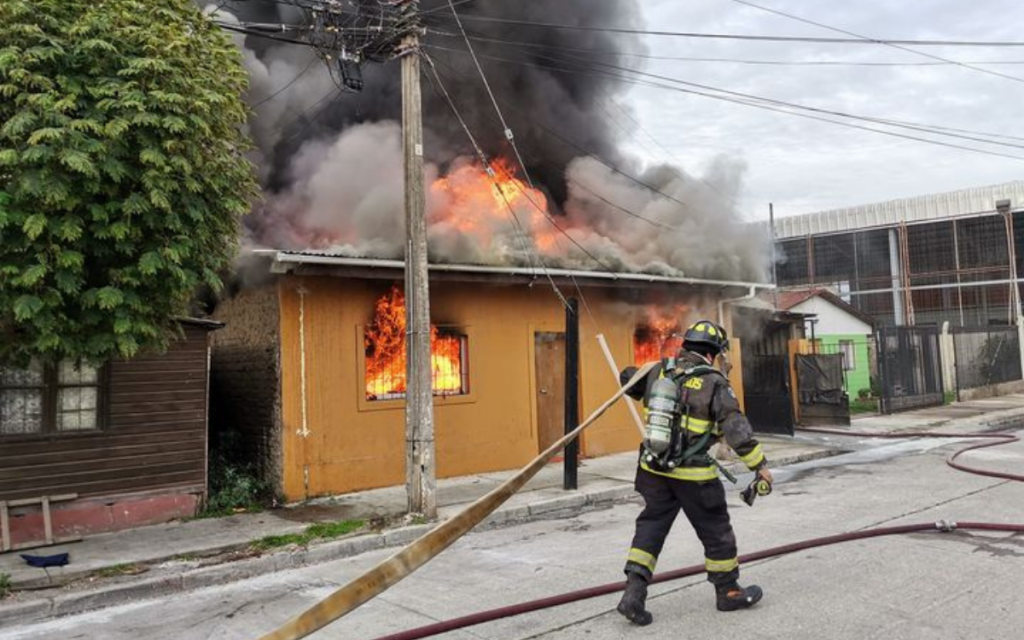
<box><xmin>773</xmin><ymin>181</ymin><xmax>1024</xmax><ymax>411</ymax></box>
<box><xmin>210</xmin><ymin>251</ymin><xmax>767</xmax><ymax>501</ymax></box>
<box><xmin>773</xmin><ymin>181</ymin><xmax>1024</xmax><ymax>328</ymax></box>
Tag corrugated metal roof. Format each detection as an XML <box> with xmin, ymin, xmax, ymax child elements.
<box><xmin>255</xmin><ymin>250</ymin><xmax>773</xmax><ymax>290</ymax></box>
<box><xmin>774</xmin><ymin>181</ymin><xmax>1024</xmax><ymax>239</ymax></box>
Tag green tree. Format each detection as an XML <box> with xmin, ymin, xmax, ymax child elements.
<box><xmin>0</xmin><ymin>0</ymin><xmax>256</xmax><ymax>364</ymax></box>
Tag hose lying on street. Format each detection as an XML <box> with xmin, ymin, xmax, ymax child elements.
<box><xmin>367</xmin><ymin>521</ymin><xmax>1024</xmax><ymax>640</ymax></box>
<box><xmin>366</xmin><ymin>426</ymin><xmax>1023</xmax><ymax>640</ymax></box>
<box><xmin>253</xmin><ymin>362</ymin><xmax>659</xmax><ymax>640</ymax></box>
<box><xmin>798</xmin><ymin>426</ymin><xmax>1023</xmax><ymax>482</ymax></box>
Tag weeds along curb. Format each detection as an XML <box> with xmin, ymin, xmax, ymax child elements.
<box><xmin>0</xmin><ymin>485</ymin><xmax>642</xmax><ymax>628</ymax></box>
<box><xmin>0</xmin><ymin>446</ymin><xmax>842</xmax><ymax>628</ymax></box>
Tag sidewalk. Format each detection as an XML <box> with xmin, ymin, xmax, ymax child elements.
<box><xmin>3</xmin><ymin>395</ymin><xmax>1023</xmax><ymax>624</ymax></box>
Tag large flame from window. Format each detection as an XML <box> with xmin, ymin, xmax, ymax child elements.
<box><xmin>634</xmin><ymin>305</ymin><xmax>689</xmax><ymax>366</ymax></box>
<box><xmin>364</xmin><ymin>286</ymin><xmax>466</xmax><ymax>400</ymax></box>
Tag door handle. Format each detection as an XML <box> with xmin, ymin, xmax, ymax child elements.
<box><xmin>540</xmin><ymin>388</ymin><xmax>549</xmax><ymax>395</ymax></box>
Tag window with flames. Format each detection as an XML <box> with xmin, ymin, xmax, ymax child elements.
<box><xmin>364</xmin><ymin>287</ymin><xmax>470</xmax><ymax>401</ymax></box>
<box><xmin>633</xmin><ymin>325</ymin><xmax>683</xmax><ymax>366</ymax></box>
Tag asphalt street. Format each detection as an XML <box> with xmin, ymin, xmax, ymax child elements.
<box><xmin>5</xmin><ymin>432</ymin><xmax>1022</xmax><ymax>640</ymax></box>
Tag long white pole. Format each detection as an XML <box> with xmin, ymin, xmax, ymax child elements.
<box><xmin>596</xmin><ymin>334</ymin><xmax>645</xmax><ymax>437</ymax></box>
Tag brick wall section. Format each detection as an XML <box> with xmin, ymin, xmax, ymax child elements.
<box><xmin>210</xmin><ymin>285</ymin><xmax>283</xmax><ymax>493</ymax></box>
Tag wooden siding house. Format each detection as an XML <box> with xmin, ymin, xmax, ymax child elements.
<box><xmin>211</xmin><ymin>251</ymin><xmax>761</xmax><ymax>503</ymax></box>
<box><xmin>0</xmin><ymin>319</ymin><xmax>220</xmax><ymax>548</ymax></box>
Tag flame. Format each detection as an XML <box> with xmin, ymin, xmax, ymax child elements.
<box><xmin>365</xmin><ymin>286</ymin><xmax>465</xmax><ymax>399</ymax></box>
<box><xmin>633</xmin><ymin>305</ymin><xmax>689</xmax><ymax>365</ymax></box>
<box><xmin>430</xmin><ymin>158</ymin><xmax>560</xmax><ymax>254</ymax></box>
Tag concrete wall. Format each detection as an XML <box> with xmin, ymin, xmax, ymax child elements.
<box><xmin>273</xmin><ymin>275</ymin><xmax>727</xmax><ymax>501</ymax></box>
<box><xmin>210</xmin><ymin>286</ymin><xmax>283</xmax><ymax>492</ymax></box>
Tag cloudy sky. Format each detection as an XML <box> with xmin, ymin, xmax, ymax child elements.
<box><xmin>625</xmin><ymin>0</ymin><xmax>1024</xmax><ymax>219</ymax></box>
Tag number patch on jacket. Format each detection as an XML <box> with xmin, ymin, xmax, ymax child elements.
<box><xmin>683</xmin><ymin>377</ymin><xmax>704</xmax><ymax>390</ymax></box>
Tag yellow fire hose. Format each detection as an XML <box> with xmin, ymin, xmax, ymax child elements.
<box><xmin>254</xmin><ymin>361</ymin><xmax>658</xmax><ymax>640</ymax></box>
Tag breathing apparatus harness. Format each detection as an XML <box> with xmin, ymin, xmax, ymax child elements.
<box><xmin>642</xmin><ymin>358</ymin><xmax>734</xmax><ymax>480</ymax></box>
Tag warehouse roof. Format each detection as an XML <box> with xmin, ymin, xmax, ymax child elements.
<box><xmin>774</xmin><ymin>181</ymin><xmax>1024</xmax><ymax>239</ymax></box>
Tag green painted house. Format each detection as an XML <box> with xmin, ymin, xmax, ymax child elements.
<box><xmin>778</xmin><ymin>289</ymin><xmax>875</xmax><ymax>400</ymax></box>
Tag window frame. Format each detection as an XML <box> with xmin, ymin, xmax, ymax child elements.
<box><xmin>0</xmin><ymin>361</ymin><xmax>108</xmax><ymax>440</ymax></box>
<box><xmin>838</xmin><ymin>340</ymin><xmax>856</xmax><ymax>372</ymax></box>
<box><xmin>356</xmin><ymin>324</ymin><xmax>477</xmax><ymax>412</ymax></box>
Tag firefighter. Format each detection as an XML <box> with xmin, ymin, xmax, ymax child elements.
<box><xmin>616</xmin><ymin>320</ymin><xmax>772</xmax><ymax>626</ymax></box>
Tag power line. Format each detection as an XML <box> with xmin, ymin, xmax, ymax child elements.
<box><xmin>422</xmin><ymin>43</ymin><xmax>1024</xmax><ymax>162</ymax></box>
<box><xmin>437</xmin><ymin>34</ymin><xmax>1024</xmax><ymax>146</ymax></box>
<box><xmin>443</xmin><ymin>0</ymin><xmax>534</xmax><ymax>190</ymax></box>
<box><xmin>250</xmin><ymin>55</ymin><xmax>320</xmax><ymax>108</ymax></box>
<box><xmin>729</xmin><ymin>0</ymin><xmax>1024</xmax><ymax>85</ymax></box>
<box><xmin>420</xmin><ymin>51</ymin><xmax>572</xmax><ymax>308</ymax></box>
<box><xmin>429</xmin><ymin>32</ymin><xmax>1024</xmax><ymax>67</ymax></box>
<box><xmin>423</xmin><ymin>52</ymin><xmax>687</xmax><ymax>233</ymax></box>
<box><xmin>421</xmin><ymin>13</ymin><xmax>1024</xmax><ymax>47</ymax></box>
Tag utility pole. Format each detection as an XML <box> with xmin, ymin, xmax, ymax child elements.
<box><xmin>563</xmin><ymin>299</ymin><xmax>580</xmax><ymax>490</ymax></box>
<box><xmin>400</xmin><ymin>0</ymin><xmax>436</xmax><ymax>519</ymax></box>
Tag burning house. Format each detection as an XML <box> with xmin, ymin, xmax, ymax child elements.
<box><xmin>208</xmin><ymin>1</ymin><xmax>775</xmax><ymax>500</ymax></box>
<box><xmin>212</xmin><ymin>254</ymin><xmax>764</xmax><ymax>501</ymax></box>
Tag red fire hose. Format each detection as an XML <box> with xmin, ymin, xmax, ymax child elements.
<box><xmin>369</xmin><ymin>429</ymin><xmax>1023</xmax><ymax>640</ymax></box>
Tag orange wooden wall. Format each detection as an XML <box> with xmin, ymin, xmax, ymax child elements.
<box><xmin>276</xmin><ymin>275</ymin><xmax>740</xmax><ymax>501</ymax></box>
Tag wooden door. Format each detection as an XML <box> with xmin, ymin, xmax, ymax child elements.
<box><xmin>534</xmin><ymin>332</ymin><xmax>566</xmax><ymax>454</ymax></box>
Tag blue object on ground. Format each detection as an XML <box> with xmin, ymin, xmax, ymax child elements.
<box><xmin>20</xmin><ymin>552</ymin><xmax>70</xmax><ymax>568</ymax></box>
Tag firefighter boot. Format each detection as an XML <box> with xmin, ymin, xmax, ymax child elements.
<box><xmin>715</xmin><ymin>582</ymin><xmax>763</xmax><ymax>612</ymax></box>
<box><xmin>617</xmin><ymin>573</ymin><xmax>653</xmax><ymax>625</ymax></box>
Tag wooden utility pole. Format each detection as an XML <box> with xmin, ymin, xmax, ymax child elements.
<box><xmin>400</xmin><ymin>2</ymin><xmax>436</xmax><ymax>519</ymax></box>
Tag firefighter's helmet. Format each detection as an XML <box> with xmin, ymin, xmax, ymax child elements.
<box><xmin>682</xmin><ymin>320</ymin><xmax>729</xmax><ymax>353</ymax></box>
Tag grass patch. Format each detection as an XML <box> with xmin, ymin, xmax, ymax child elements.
<box><xmin>0</xmin><ymin>572</ymin><xmax>11</xmax><ymax>598</ymax></box>
<box><xmin>93</xmin><ymin>563</ymin><xmax>145</xmax><ymax>578</ymax></box>
<box><xmin>249</xmin><ymin>520</ymin><xmax>365</xmax><ymax>553</ymax></box>
<box><xmin>849</xmin><ymin>397</ymin><xmax>879</xmax><ymax>414</ymax></box>
<box><xmin>944</xmin><ymin>391</ymin><xmax>957</xmax><ymax>405</ymax></box>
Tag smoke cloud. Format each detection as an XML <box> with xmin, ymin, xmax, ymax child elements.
<box><xmin>206</xmin><ymin>1</ymin><xmax>770</xmax><ymax>283</ymax></box>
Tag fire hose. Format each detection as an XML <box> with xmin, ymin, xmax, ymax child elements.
<box><xmin>254</xmin><ymin>361</ymin><xmax>660</xmax><ymax>640</ymax></box>
<box><xmin>363</xmin><ymin>428</ymin><xmax>1023</xmax><ymax>640</ymax></box>
<box><xmin>251</xmin><ymin>348</ymin><xmax>1022</xmax><ymax>640</ymax></box>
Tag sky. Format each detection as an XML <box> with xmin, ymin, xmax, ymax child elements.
<box><xmin>626</xmin><ymin>0</ymin><xmax>1024</xmax><ymax>219</ymax></box>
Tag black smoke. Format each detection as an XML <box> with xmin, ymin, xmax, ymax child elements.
<box><xmin>219</xmin><ymin>1</ymin><xmax>646</xmax><ymax>201</ymax></box>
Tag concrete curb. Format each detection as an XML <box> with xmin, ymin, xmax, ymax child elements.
<box><xmin>0</xmin><ymin>446</ymin><xmax>840</xmax><ymax>628</ymax></box>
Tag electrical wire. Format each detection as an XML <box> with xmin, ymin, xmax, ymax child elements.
<box><xmin>729</xmin><ymin>0</ymin><xmax>1024</xmax><ymax>85</ymax></box>
<box><xmin>420</xmin><ymin>51</ymin><xmax>572</xmax><ymax>310</ymax></box>
<box><xmin>422</xmin><ymin>43</ymin><xmax>1024</xmax><ymax>162</ymax></box>
<box><xmin>423</xmin><ymin>53</ymin><xmax>686</xmax><ymax>233</ymax></box>
<box><xmin>250</xmin><ymin>55</ymin><xmax>320</xmax><ymax>108</ymax></box>
<box><xmin>540</xmin><ymin>46</ymin><xmax>1024</xmax><ymax>153</ymax></box>
<box><xmin>430</xmin><ymin>31</ymin><xmax>1024</xmax><ymax>67</ymax></box>
<box><xmin>443</xmin><ymin>35</ymin><xmax>1024</xmax><ymax>149</ymax></box>
<box><xmin>430</xmin><ymin>33</ymin><xmax>1024</xmax><ymax>67</ymax></box>
<box><xmin>442</xmin><ymin>0</ymin><xmax>607</xmax><ymax>325</ymax></box>
<box><xmin>444</xmin><ymin>0</ymin><xmax>534</xmax><ymax>190</ymax></box>
<box><xmin>421</xmin><ymin>13</ymin><xmax>1024</xmax><ymax>47</ymax></box>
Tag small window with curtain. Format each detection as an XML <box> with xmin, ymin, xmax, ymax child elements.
<box><xmin>0</xmin><ymin>360</ymin><xmax>104</xmax><ymax>436</ymax></box>
<box><xmin>839</xmin><ymin>340</ymin><xmax>856</xmax><ymax>371</ymax></box>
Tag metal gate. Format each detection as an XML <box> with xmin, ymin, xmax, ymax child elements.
<box><xmin>877</xmin><ymin>326</ymin><xmax>944</xmax><ymax>413</ymax></box>
<box><xmin>795</xmin><ymin>353</ymin><xmax>850</xmax><ymax>426</ymax></box>
<box><xmin>953</xmin><ymin>326</ymin><xmax>1022</xmax><ymax>397</ymax></box>
<box><xmin>742</xmin><ymin>355</ymin><xmax>795</xmax><ymax>435</ymax></box>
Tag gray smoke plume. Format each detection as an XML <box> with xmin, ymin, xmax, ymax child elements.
<box><xmin>206</xmin><ymin>1</ymin><xmax>770</xmax><ymax>283</ymax></box>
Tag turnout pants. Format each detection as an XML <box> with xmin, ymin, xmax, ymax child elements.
<box><xmin>624</xmin><ymin>467</ymin><xmax>739</xmax><ymax>586</ymax></box>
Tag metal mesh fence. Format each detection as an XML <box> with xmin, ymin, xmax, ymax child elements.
<box><xmin>952</xmin><ymin>326</ymin><xmax>1022</xmax><ymax>392</ymax></box>
<box><xmin>776</xmin><ymin>211</ymin><xmax>1019</xmax><ymax>328</ymax></box>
